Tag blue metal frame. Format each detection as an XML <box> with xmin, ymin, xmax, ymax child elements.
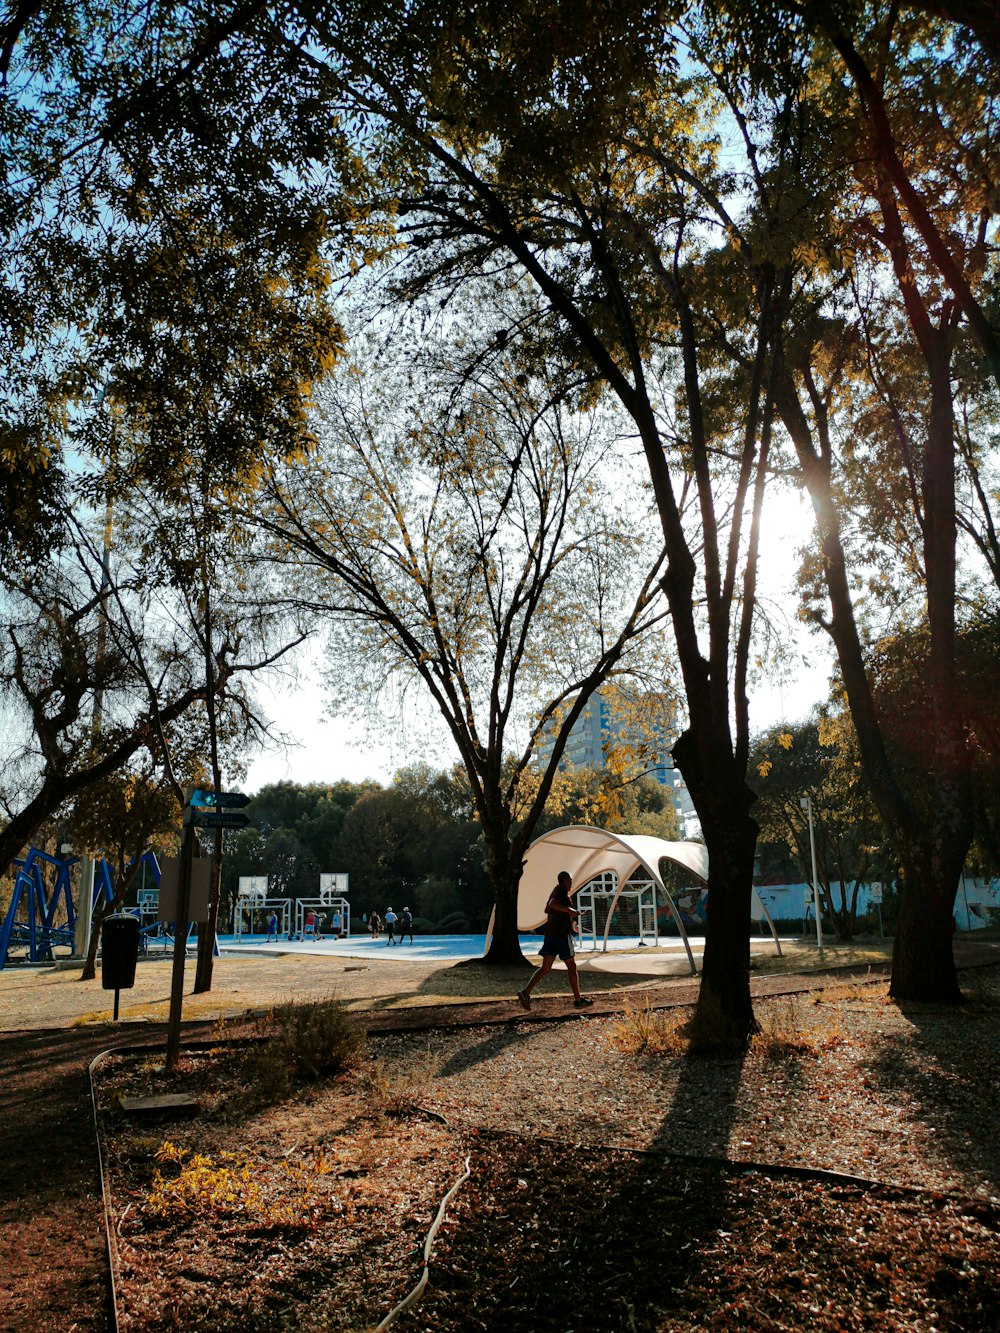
<box><xmin>0</xmin><ymin>848</ymin><xmax>80</xmax><ymax>966</ymax></box>
<box><xmin>0</xmin><ymin>847</ymin><xmax>175</xmax><ymax>969</ymax></box>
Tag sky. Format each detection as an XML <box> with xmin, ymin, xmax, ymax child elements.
<box><xmin>244</xmin><ymin>487</ymin><xmax>837</xmax><ymax>795</ymax></box>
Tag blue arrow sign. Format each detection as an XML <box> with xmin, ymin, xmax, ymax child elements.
<box><xmin>190</xmin><ymin>790</ymin><xmax>251</xmax><ymax>810</ymax></box>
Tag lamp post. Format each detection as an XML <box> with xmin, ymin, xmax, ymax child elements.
<box><xmin>800</xmin><ymin>794</ymin><xmax>823</xmax><ymax>948</ymax></box>
<box><xmin>960</xmin><ymin>866</ymin><xmax>972</xmax><ymax>932</ymax></box>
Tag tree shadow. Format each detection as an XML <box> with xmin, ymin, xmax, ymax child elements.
<box><xmin>432</xmin><ymin>1024</ymin><xmax>537</xmax><ymax>1078</ymax></box>
<box><xmin>584</xmin><ymin>1023</ymin><xmax>757</xmax><ymax>1317</ymax></box>
<box><xmin>862</xmin><ymin>979</ymin><xmax>1000</xmax><ymax>1194</ymax></box>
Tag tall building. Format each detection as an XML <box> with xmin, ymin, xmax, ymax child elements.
<box><xmin>536</xmin><ymin>688</ymin><xmax>699</xmax><ymax>836</ymax></box>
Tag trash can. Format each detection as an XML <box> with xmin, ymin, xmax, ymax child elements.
<box><xmin>101</xmin><ymin>913</ymin><xmax>140</xmax><ymax>993</ymax></box>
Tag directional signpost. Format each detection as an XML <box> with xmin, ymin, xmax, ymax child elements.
<box><xmin>190</xmin><ymin>791</ymin><xmax>251</xmax><ymax>830</ymax></box>
<box><xmin>193</xmin><ymin>810</ymin><xmax>251</xmax><ymax>830</ymax></box>
<box><xmin>165</xmin><ymin>788</ymin><xmax>253</xmax><ymax>1070</ymax></box>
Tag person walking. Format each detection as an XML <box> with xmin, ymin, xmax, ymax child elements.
<box><xmin>369</xmin><ymin>911</ymin><xmax>381</xmax><ymax>940</ymax></box>
<box><xmin>266</xmin><ymin>911</ymin><xmax>278</xmax><ymax>943</ymax></box>
<box><xmin>516</xmin><ymin>871</ymin><xmax>593</xmax><ymax>1010</ymax></box>
<box><xmin>384</xmin><ymin>906</ymin><xmax>398</xmax><ymax>944</ymax></box>
<box><xmin>398</xmin><ymin>906</ymin><xmax>414</xmax><ymax>944</ymax></box>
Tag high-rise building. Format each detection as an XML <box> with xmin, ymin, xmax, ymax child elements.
<box><xmin>536</xmin><ymin>688</ymin><xmax>699</xmax><ymax>835</ymax></box>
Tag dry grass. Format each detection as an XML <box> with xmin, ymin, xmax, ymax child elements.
<box><xmin>358</xmin><ymin>1044</ymin><xmax>438</xmax><ymax>1119</ymax></box>
<box><xmin>608</xmin><ymin>980</ymin><xmax>878</xmax><ymax>1060</ymax></box>
<box><xmin>607</xmin><ymin>995</ymin><xmax>691</xmax><ymax>1055</ymax></box>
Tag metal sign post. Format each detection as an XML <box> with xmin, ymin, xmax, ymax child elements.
<box><xmin>870</xmin><ymin>882</ymin><xmax>883</xmax><ymax>937</ymax></box>
<box><xmin>165</xmin><ymin>799</ymin><xmax>196</xmax><ymax>1071</ymax></box>
<box><xmin>165</xmin><ymin>788</ymin><xmax>251</xmax><ymax>1070</ymax></box>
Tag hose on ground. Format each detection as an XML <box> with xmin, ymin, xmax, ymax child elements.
<box><xmin>89</xmin><ymin>1048</ymin><xmax>123</xmax><ymax>1333</ymax></box>
<box><xmin>375</xmin><ymin>1154</ymin><xmax>472</xmax><ymax>1331</ymax></box>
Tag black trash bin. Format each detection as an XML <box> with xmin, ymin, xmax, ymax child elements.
<box><xmin>102</xmin><ymin>914</ymin><xmax>140</xmax><ymax>1016</ymax></box>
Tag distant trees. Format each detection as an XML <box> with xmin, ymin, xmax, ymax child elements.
<box><xmin>221</xmin><ymin>771</ymin><xmax>491</xmax><ymax>932</ymax></box>
<box><xmin>338</xmin><ymin>767</ymin><xmax>489</xmax><ymax>928</ymax></box>
<box><xmin>536</xmin><ymin>768</ymin><xmax>681</xmax><ymax>843</ymax></box>
<box><xmin>219</xmin><ymin>761</ymin><xmax>691</xmax><ymax>935</ymax></box>
<box><xmin>751</xmin><ymin>718</ymin><xmax>888</xmax><ymax>941</ymax></box>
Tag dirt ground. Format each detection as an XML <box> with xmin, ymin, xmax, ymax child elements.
<box><xmin>2</xmin><ymin>941</ymin><xmax>999</xmax><ymax>1332</ymax></box>
<box><xmin>0</xmin><ymin>935</ymin><xmax>898</xmax><ymax>1031</ymax></box>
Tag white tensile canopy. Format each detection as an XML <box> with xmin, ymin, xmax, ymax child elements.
<box><xmin>489</xmin><ymin>825</ymin><xmax>780</xmax><ymax>973</ymax></box>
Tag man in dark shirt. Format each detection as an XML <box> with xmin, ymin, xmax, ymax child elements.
<box><xmin>516</xmin><ymin>871</ymin><xmax>593</xmax><ymax>1011</ymax></box>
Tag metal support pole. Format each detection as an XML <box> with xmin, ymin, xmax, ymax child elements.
<box><xmin>74</xmin><ymin>857</ymin><xmax>96</xmax><ymax>959</ymax></box>
<box><xmin>166</xmin><ymin>799</ymin><xmax>195</xmax><ymax>1070</ymax></box>
<box><xmin>801</xmin><ymin>795</ymin><xmax>823</xmax><ymax>948</ymax></box>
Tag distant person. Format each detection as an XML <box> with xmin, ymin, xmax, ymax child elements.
<box><xmin>516</xmin><ymin>871</ymin><xmax>593</xmax><ymax>1011</ymax></box>
<box><xmin>384</xmin><ymin>907</ymin><xmax>398</xmax><ymax>945</ymax></box>
<box><xmin>369</xmin><ymin>911</ymin><xmax>381</xmax><ymax>940</ymax></box>
<box><xmin>305</xmin><ymin>909</ymin><xmax>316</xmax><ymax>941</ymax></box>
<box><xmin>266</xmin><ymin>911</ymin><xmax>278</xmax><ymax>943</ymax></box>
<box><xmin>332</xmin><ymin>909</ymin><xmax>342</xmax><ymax>938</ymax></box>
<box><xmin>398</xmin><ymin>906</ymin><xmax>414</xmax><ymax>944</ymax></box>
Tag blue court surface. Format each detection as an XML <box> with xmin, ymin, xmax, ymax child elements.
<box><xmin>217</xmin><ymin>932</ymin><xmax>714</xmax><ymax>964</ymax></box>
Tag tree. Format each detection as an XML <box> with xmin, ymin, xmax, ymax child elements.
<box><xmin>1</xmin><ymin>0</ymin><xmax>358</xmax><ymax>567</ymax></box>
<box><xmin>752</xmin><ymin>717</ymin><xmax>887</xmax><ymax>940</ymax></box>
<box><xmin>749</xmin><ymin>13</ymin><xmax>996</xmax><ymax>1000</ymax></box>
<box><xmin>283</xmin><ymin>1</ymin><xmax>785</xmax><ymax>1039</ymax></box>
<box><xmin>65</xmin><ymin>767</ymin><xmax>181</xmax><ymax>981</ymax></box>
<box><xmin>1</xmin><ymin>0</ymin><xmax>372</xmax><ymax>970</ymax></box>
<box><xmin>0</xmin><ymin>538</ymin><xmax>211</xmax><ymax>877</ymax></box>
<box><xmin>261</xmin><ymin>328</ymin><xmax>669</xmax><ymax>963</ymax></box>
<box><xmin>689</xmin><ymin>1</ymin><xmax>1000</xmax><ymax>1000</ymax></box>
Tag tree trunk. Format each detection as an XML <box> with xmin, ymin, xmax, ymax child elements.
<box><xmin>674</xmin><ymin>728</ymin><xmax>759</xmax><ymax>1047</ymax></box>
<box><xmin>773</xmin><ymin>343</ymin><xmax>971</xmax><ymax>1005</ymax></box>
<box><xmin>484</xmin><ymin>872</ymin><xmax>526</xmax><ymax>965</ymax></box>
<box><xmin>480</xmin><ymin>824</ymin><xmax>526</xmax><ymax>966</ymax></box>
<box><xmin>890</xmin><ymin>816</ymin><xmax>966</xmax><ymax>1003</ymax></box>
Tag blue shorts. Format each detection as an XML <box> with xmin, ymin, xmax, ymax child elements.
<box><xmin>540</xmin><ymin>934</ymin><xmax>574</xmax><ymax>961</ymax></box>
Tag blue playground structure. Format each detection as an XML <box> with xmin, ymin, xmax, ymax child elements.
<box><xmin>0</xmin><ymin>847</ymin><xmax>166</xmax><ymax>970</ymax></box>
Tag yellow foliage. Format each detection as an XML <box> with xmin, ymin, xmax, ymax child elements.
<box><xmin>147</xmin><ymin>1141</ymin><xmax>339</xmax><ymax>1231</ymax></box>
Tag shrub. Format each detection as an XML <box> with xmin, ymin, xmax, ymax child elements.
<box><xmin>607</xmin><ymin>996</ymin><xmax>689</xmax><ymax>1056</ymax></box>
<box><xmin>436</xmin><ymin>911</ymin><xmax>471</xmax><ymax>932</ymax></box>
<box><xmin>240</xmin><ymin>999</ymin><xmax>365</xmax><ymax>1103</ymax></box>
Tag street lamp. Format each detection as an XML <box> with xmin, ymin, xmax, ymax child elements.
<box><xmin>800</xmin><ymin>794</ymin><xmax>823</xmax><ymax>948</ymax></box>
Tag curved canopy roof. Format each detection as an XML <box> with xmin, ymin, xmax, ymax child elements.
<box><xmin>518</xmin><ymin>825</ymin><xmax>710</xmax><ymax>931</ymax></box>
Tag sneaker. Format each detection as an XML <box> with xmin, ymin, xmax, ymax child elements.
<box><xmin>516</xmin><ymin>989</ymin><xmax>531</xmax><ymax>1011</ymax></box>
<box><xmin>573</xmin><ymin>997</ymin><xmax>594</xmax><ymax>1008</ymax></box>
